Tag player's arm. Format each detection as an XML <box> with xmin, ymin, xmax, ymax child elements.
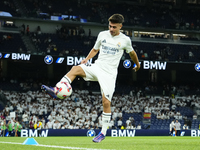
<box><xmin>81</xmin><ymin>48</ymin><xmax>99</xmax><ymax>64</ymax></box>
<box><xmin>81</xmin><ymin>31</ymin><xmax>102</xmax><ymax>64</ymax></box>
<box><xmin>129</xmin><ymin>50</ymin><xmax>140</xmax><ymax>72</ymax></box>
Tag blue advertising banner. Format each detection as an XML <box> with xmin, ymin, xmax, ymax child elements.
<box><xmin>20</xmin><ymin>129</ymin><xmax>198</xmax><ymax>137</ymax></box>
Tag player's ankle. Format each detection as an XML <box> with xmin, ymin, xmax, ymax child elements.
<box><xmin>60</xmin><ymin>75</ymin><xmax>71</xmax><ymax>84</ymax></box>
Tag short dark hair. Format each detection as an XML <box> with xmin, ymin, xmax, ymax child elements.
<box><xmin>108</xmin><ymin>14</ymin><xmax>124</xmax><ymax>24</ymax></box>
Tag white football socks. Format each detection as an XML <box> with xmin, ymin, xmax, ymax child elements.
<box><xmin>101</xmin><ymin>112</ymin><xmax>111</xmax><ymax>136</ymax></box>
<box><xmin>60</xmin><ymin>75</ymin><xmax>71</xmax><ymax>84</ymax></box>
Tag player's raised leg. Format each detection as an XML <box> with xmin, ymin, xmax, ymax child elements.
<box><xmin>93</xmin><ymin>94</ymin><xmax>111</xmax><ymax>143</ymax></box>
<box><xmin>64</xmin><ymin>65</ymin><xmax>86</xmax><ymax>83</ymax></box>
<box><xmin>41</xmin><ymin>66</ymin><xmax>86</xmax><ymax>99</ymax></box>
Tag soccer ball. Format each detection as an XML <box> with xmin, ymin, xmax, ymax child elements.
<box><xmin>55</xmin><ymin>82</ymin><xmax>72</xmax><ymax>99</ymax></box>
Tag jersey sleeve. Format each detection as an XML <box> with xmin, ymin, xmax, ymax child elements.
<box><xmin>125</xmin><ymin>38</ymin><xmax>134</xmax><ymax>53</ymax></box>
<box><xmin>93</xmin><ymin>32</ymin><xmax>102</xmax><ymax>50</ymax></box>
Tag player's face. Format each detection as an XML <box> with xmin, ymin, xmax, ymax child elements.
<box><xmin>109</xmin><ymin>22</ymin><xmax>122</xmax><ymax>36</ymax></box>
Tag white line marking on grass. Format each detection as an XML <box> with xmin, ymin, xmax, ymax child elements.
<box><xmin>0</xmin><ymin>141</ymin><xmax>114</xmax><ymax>150</ymax></box>
<box><xmin>0</xmin><ymin>142</ymin><xmax>21</xmax><ymax>145</ymax></box>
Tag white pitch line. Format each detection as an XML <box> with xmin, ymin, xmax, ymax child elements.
<box><xmin>0</xmin><ymin>141</ymin><xmax>114</xmax><ymax>150</ymax></box>
<box><xmin>0</xmin><ymin>142</ymin><xmax>21</xmax><ymax>145</ymax></box>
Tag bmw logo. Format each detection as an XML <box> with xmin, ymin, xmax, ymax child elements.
<box><xmin>44</xmin><ymin>55</ymin><xmax>53</xmax><ymax>64</ymax></box>
<box><xmin>123</xmin><ymin>59</ymin><xmax>131</xmax><ymax>68</ymax></box>
<box><xmin>195</xmin><ymin>63</ymin><xmax>200</xmax><ymax>72</ymax></box>
<box><xmin>87</xmin><ymin>129</ymin><xmax>96</xmax><ymax>137</ymax></box>
<box><xmin>0</xmin><ymin>53</ymin><xmax>2</xmax><ymax>59</ymax></box>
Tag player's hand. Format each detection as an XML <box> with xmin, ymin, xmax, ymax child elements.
<box><xmin>81</xmin><ymin>59</ymin><xmax>88</xmax><ymax>64</ymax></box>
<box><xmin>133</xmin><ymin>64</ymin><xmax>140</xmax><ymax>72</ymax></box>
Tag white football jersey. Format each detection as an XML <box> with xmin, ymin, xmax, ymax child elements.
<box><xmin>93</xmin><ymin>30</ymin><xmax>133</xmax><ymax>75</ymax></box>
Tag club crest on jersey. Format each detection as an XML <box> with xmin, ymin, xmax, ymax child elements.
<box><xmin>102</xmin><ymin>39</ymin><xmax>106</xmax><ymax>43</ymax></box>
<box><xmin>117</xmin><ymin>42</ymin><xmax>121</xmax><ymax>47</ymax></box>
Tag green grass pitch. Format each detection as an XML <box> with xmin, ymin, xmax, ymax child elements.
<box><xmin>0</xmin><ymin>136</ymin><xmax>199</xmax><ymax>150</ymax></box>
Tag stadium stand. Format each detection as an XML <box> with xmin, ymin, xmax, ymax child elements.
<box><xmin>0</xmin><ymin>0</ymin><xmax>21</xmax><ymax>17</ymax></box>
<box><xmin>0</xmin><ymin>30</ymin><xmax>199</xmax><ymax>63</ymax></box>
<box><xmin>0</xmin><ymin>32</ymin><xmax>27</xmax><ymax>53</ymax></box>
<box><xmin>0</xmin><ymin>0</ymin><xmax>200</xmax><ymax>134</ymax></box>
<box><xmin>2</xmin><ymin>0</ymin><xmax>198</xmax><ymax>31</ymax></box>
<box><xmin>30</xmin><ymin>32</ymin><xmax>95</xmax><ymax>56</ymax></box>
<box><xmin>21</xmin><ymin>0</ymin><xmax>101</xmax><ymax>22</ymax></box>
<box><xmin>26</xmin><ymin>32</ymin><xmax>200</xmax><ymax>62</ymax></box>
<box><xmin>0</xmin><ymin>78</ymin><xmax>199</xmax><ymax>130</ymax></box>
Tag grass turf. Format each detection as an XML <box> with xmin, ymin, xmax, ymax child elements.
<box><xmin>0</xmin><ymin>136</ymin><xmax>199</xmax><ymax>150</ymax></box>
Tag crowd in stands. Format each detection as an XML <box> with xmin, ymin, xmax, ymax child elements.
<box><xmin>28</xmin><ymin>25</ymin><xmax>93</xmax><ymax>56</ymax></box>
<box><xmin>0</xmin><ymin>0</ymin><xmax>21</xmax><ymax>17</ymax></box>
<box><xmin>1</xmin><ymin>0</ymin><xmax>200</xmax><ymax>136</ymax></box>
<box><xmin>134</xmin><ymin>42</ymin><xmax>200</xmax><ymax>62</ymax></box>
<box><xmin>0</xmin><ymin>32</ymin><xmax>27</xmax><ymax>53</ymax></box>
<box><xmin>1</xmin><ymin>26</ymin><xmax>200</xmax><ymax>63</ymax></box>
<box><xmin>21</xmin><ymin>26</ymin><xmax>199</xmax><ymax>63</ymax></box>
<box><xmin>0</xmin><ymin>85</ymin><xmax>199</xmax><ymax>131</ymax></box>
<box><xmin>1</xmin><ymin>0</ymin><xmax>200</xmax><ymax>31</ymax></box>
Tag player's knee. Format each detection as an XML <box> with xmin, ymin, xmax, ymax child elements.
<box><xmin>71</xmin><ymin>66</ymin><xmax>85</xmax><ymax>77</ymax></box>
<box><xmin>71</xmin><ymin>66</ymin><xmax>79</xmax><ymax>72</ymax></box>
<box><xmin>102</xmin><ymin>98</ymin><xmax>110</xmax><ymax>109</ymax></box>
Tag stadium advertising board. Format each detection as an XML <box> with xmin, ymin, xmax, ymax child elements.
<box><xmin>66</xmin><ymin>56</ymin><xmax>92</xmax><ymax>66</ymax></box>
<box><xmin>1</xmin><ymin>53</ymin><xmax>199</xmax><ymax>81</ymax></box>
<box><xmin>21</xmin><ymin>129</ymin><xmax>49</xmax><ymax>137</ymax></box>
<box><xmin>191</xmin><ymin>130</ymin><xmax>200</xmax><ymax>137</ymax></box>
<box><xmin>123</xmin><ymin>60</ymin><xmax>167</xmax><ymax>70</ymax></box>
<box><xmin>1</xmin><ymin>53</ymin><xmax>31</xmax><ymax>61</ymax></box>
<box><xmin>19</xmin><ymin>129</ymin><xmax>198</xmax><ymax>137</ymax></box>
<box><xmin>0</xmin><ymin>52</ymin><xmax>197</xmax><ymax>71</ymax></box>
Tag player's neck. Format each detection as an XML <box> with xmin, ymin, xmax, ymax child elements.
<box><xmin>112</xmin><ymin>31</ymin><xmax>120</xmax><ymax>37</ymax></box>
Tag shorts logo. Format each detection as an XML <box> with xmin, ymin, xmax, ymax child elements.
<box><xmin>123</xmin><ymin>60</ymin><xmax>131</xmax><ymax>68</ymax></box>
<box><xmin>87</xmin><ymin>129</ymin><xmax>96</xmax><ymax>137</ymax></box>
<box><xmin>104</xmin><ymin>120</ymin><xmax>110</xmax><ymax>123</ymax></box>
<box><xmin>106</xmin><ymin>95</ymin><xmax>109</xmax><ymax>98</ymax></box>
<box><xmin>44</xmin><ymin>55</ymin><xmax>53</xmax><ymax>64</ymax></box>
<box><xmin>195</xmin><ymin>63</ymin><xmax>200</xmax><ymax>72</ymax></box>
<box><xmin>102</xmin><ymin>39</ymin><xmax>106</xmax><ymax>43</ymax></box>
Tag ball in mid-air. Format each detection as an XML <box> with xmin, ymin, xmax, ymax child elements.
<box><xmin>55</xmin><ymin>82</ymin><xmax>72</xmax><ymax>99</ymax></box>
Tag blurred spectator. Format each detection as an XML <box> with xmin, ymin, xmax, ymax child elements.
<box><xmin>46</xmin><ymin>119</ymin><xmax>53</xmax><ymax>129</ymax></box>
<box><xmin>53</xmin><ymin>120</ymin><xmax>61</xmax><ymax>129</ymax></box>
<box><xmin>21</xmin><ymin>24</ymin><xmax>25</xmax><ymax>35</ymax></box>
<box><xmin>137</xmin><ymin>124</ymin><xmax>141</xmax><ymax>129</ymax></box>
<box><xmin>22</xmin><ymin>112</ymin><xmax>28</xmax><ymax>126</ymax></box>
<box><xmin>183</xmin><ymin>124</ymin><xmax>189</xmax><ymax>130</ymax></box>
<box><xmin>126</xmin><ymin>122</ymin><xmax>135</xmax><ymax>129</ymax></box>
<box><xmin>117</xmin><ymin>118</ymin><xmax>122</xmax><ymax>129</ymax></box>
<box><xmin>88</xmin><ymin>29</ymin><xmax>91</xmax><ymax>37</ymax></box>
<box><xmin>26</xmin><ymin>25</ymin><xmax>30</xmax><ymax>35</ymax></box>
<box><xmin>175</xmin><ymin>120</ymin><xmax>181</xmax><ymax>136</ymax></box>
<box><xmin>68</xmin><ymin>123</ymin><xmax>74</xmax><ymax>129</ymax></box>
<box><xmin>37</xmin><ymin>26</ymin><xmax>41</xmax><ymax>34</ymax></box>
<box><xmin>188</xmin><ymin>50</ymin><xmax>194</xmax><ymax>59</ymax></box>
<box><xmin>193</xmin><ymin>114</ymin><xmax>197</xmax><ymax>120</ymax></box>
<box><xmin>29</xmin><ymin>119</ymin><xmax>34</xmax><ymax>129</ymax></box>
<box><xmin>109</xmin><ymin>119</ymin><xmax>114</xmax><ymax>129</ymax></box>
<box><xmin>56</xmin><ymin>25</ymin><xmax>60</xmax><ymax>34</ymax></box>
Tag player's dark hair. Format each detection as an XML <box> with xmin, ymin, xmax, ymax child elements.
<box><xmin>108</xmin><ymin>14</ymin><xmax>124</xmax><ymax>24</ymax></box>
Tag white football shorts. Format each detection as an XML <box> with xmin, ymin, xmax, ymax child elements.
<box><xmin>79</xmin><ymin>63</ymin><xmax>116</xmax><ymax>101</ymax></box>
